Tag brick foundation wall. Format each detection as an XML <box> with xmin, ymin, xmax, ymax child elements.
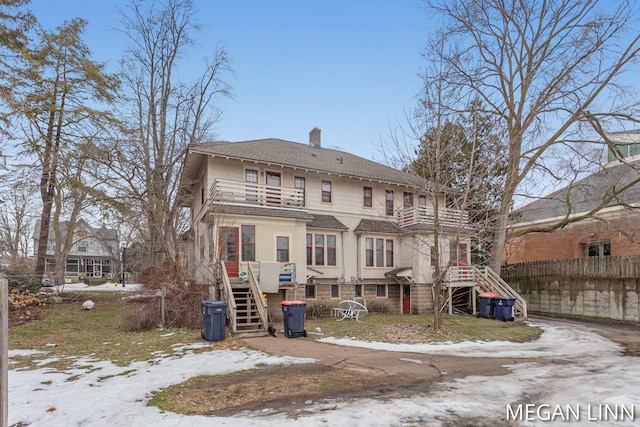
<box><xmin>266</xmin><ymin>282</ymin><xmax>435</xmax><ymax>320</ymax></box>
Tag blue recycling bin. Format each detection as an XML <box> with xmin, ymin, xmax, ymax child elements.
<box><xmin>477</xmin><ymin>292</ymin><xmax>498</xmax><ymax>318</ymax></box>
<box><xmin>201</xmin><ymin>300</ymin><xmax>227</xmax><ymax>341</ymax></box>
<box><xmin>493</xmin><ymin>296</ymin><xmax>516</xmax><ymax>322</ymax></box>
<box><xmin>281</xmin><ymin>300</ymin><xmax>307</xmax><ymax>338</ymax></box>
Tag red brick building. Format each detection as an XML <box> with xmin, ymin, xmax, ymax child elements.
<box><xmin>504</xmin><ymin>130</ymin><xmax>640</xmax><ymax>265</ymax></box>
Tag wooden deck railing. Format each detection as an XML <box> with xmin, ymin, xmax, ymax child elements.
<box><xmin>445</xmin><ymin>265</ymin><xmax>527</xmax><ymax>318</ymax></box>
<box><xmin>217</xmin><ymin>261</ymin><xmax>237</xmax><ymax>333</ymax></box>
<box><xmin>246</xmin><ymin>262</ymin><xmax>268</xmax><ymax>332</ymax></box>
<box><xmin>399</xmin><ymin>205</ymin><xmax>468</xmax><ymax>228</ymax></box>
<box><xmin>502</xmin><ymin>255</ymin><xmax>640</xmax><ymax>279</ymax></box>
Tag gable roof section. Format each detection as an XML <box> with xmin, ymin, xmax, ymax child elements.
<box><xmin>33</xmin><ymin>219</ymin><xmax>118</xmax><ymax>241</ymax></box>
<box><xmin>307</xmin><ymin>214</ymin><xmax>348</xmax><ymax>230</ymax></box>
<box><xmin>353</xmin><ymin>218</ymin><xmax>404</xmax><ymax>234</ymax></box>
<box><xmin>184</xmin><ymin>138</ymin><xmax>428</xmax><ymax>188</ymax></box>
<box><xmin>512</xmin><ymin>159</ymin><xmax>640</xmax><ymax>226</ymax></box>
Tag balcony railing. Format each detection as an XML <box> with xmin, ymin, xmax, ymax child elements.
<box><xmin>209</xmin><ymin>178</ymin><xmax>305</xmax><ymax>209</ymax></box>
<box><xmin>208</xmin><ymin>179</ymin><xmax>468</xmax><ymax>228</ymax></box>
<box><xmin>399</xmin><ymin>205</ymin><xmax>468</xmax><ymax>228</ymax></box>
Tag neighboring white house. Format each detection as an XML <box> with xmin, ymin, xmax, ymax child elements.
<box><xmin>178</xmin><ymin>128</ymin><xmax>520</xmax><ymax>335</ymax></box>
<box><xmin>33</xmin><ymin>219</ymin><xmax>120</xmax><ymax>283</ymax></box>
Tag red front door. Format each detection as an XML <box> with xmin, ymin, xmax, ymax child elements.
<box><xmin>219</xmin><ymin>227</ymin><xmax>239</xmax><ymax>277</ymax></box>
<box><xmin>402</xmin><ymin>285</ymin><xmax>411</xmax><ymax>314</ymax></box>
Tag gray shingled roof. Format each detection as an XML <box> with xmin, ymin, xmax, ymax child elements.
<box><xmin>308</xmin><ymin>214</ymin><xmax>348</xmax><ymax>230</ymax></box>
<box><xmin>353</xmin><ymin>218</ymin><xmax>404</xmax><ymax>234</ymax></box>
<box><xmin>513</xmin><ymin>160</ymin><xmax>640</xmax><ymax>224</ymax></box>
<box><xmin>33</xmin><ymin>219</ymin><xmax>118</xmax><ymax>241</ymax></box>
<box><xmin>187</xmin><ymin>138</ymin><xmax>428</xmax><ymax>187</ymax></box>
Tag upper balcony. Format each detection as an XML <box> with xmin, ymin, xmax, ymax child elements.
<box><xmin>209</xmin><ymin>178</ymin><xmax>305</xmax><ymax>210</ymax></box>
<box><xmin>209</xmin><ymin>178</ymin><xmax>468</xmax><ymax>227</ymax></box>
<box><xmin>398</xmin><ymin>205</ymin><xmax>468</xmax><ymax>228</ymax></box>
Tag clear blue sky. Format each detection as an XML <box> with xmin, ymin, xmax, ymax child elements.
<box><xmin>28</xmin><ymin>0</ymin><xmax>432</xmax><ymax>160</ymax></box>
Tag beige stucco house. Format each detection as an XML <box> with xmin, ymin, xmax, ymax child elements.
<box><xmin>179</xmin><ymin>128</ymin><xmax>523</xmax><ymax>336</ymax></box>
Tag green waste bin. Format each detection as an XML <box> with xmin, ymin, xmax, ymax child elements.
<box><xmin>281</xmin><ymin>300</ymin><xmax>307</xmax><ymax>338</ymax></box>
<box><xmin>493</xmin><ymin>296</ymin><xmax>516</xmax><ymax>322</ymax></box>
<box><xmin>201</xmin><ymin>300</ymin><xmax>227</xmax><ymax>341</ymax></box>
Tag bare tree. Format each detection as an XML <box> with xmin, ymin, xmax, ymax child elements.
<box><xmin>423</xmin><ymin>0</ymin><xmax>640</xmax><ymax>271</ymax></box>
<box><xmin>0</xmin><ymin>172</ymin><xmax>38</xmax><ymax>259</ymax></box>
<box><xmin>108</xmin><ymin>0</ymin><xmax>232</xmax><ymax>270</ymax></box>
<box><xmin>383</xmin><ymin>38</ymin><xmax>495</xmax><ymax>330</ymax></box>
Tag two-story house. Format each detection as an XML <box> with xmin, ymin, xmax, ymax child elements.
<box><xmin>179</xmin><ymin>128</ymin><xmax>524</xmax><ymax>336</ymax></box>
<box><xmin>33</xmin><ymin>219</ymin><xmax>120</xmax><ymax>284</ymax></box>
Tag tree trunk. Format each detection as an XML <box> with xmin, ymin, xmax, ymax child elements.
<box><xmin>34</xmin><ymin>174</ymin><xmax>55</xmax><ymax>282</ymax></box>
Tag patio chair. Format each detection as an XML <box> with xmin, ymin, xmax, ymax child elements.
<box><xmin>336</xmin><ymin>300</ymin><xmax>368</xmax><ymax>322</ymax></box>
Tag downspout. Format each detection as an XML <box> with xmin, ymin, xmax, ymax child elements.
<box><xmin>341</xmin><ymin>229</ymin><xmax>348</xmax><ymax>286</ymax></box>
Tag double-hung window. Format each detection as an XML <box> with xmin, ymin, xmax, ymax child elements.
<box><xmin>315</xmin><ymin>235</ymin><xmax>325</xmax><ymax>265</ymax></box>
<box><xmin>363</xmin><ymin>186</ymin><xmax>372</xmax><ymax>207</ymax></box>
<box><xmin>241</xmin><ymin>225</ymin><xmax>255</xmax><ymax>261</ymax></box>
<box><xmin>376</xmin><ymin>239</ymin><xmax>384</xmax><ymax>267</ymax></box>
<box><xmin>385</xmin><ymin>190</ymin><xmax>394</xmax><ymax>216</ymax></box>
<box><xmin>307</xmin><ymin>233</ymin><xmax>337</xmax><ymax>266</ymax></box>
<box><xmin>321</xmin><ymin>181</ymin><xmax>332</xmax><ymax>203</ymax></box>
<box><xmin>276</xmin><ymin>236</ymin><xmax>289</xmax><ymax>262</ymax></box>
<box><xmin>365</xmin><ymin>237</ymin><xmax>395</xmax><ymax>267</ymax></box>
<box><xmin>306</xmin><ymin>234</ymin><xmax>313</xmax><ymax>265</ymax></box>
<box><xmin>386</xmin><ymin>240</ymin><xmax>394</xmax><ymax>267</ymax></box>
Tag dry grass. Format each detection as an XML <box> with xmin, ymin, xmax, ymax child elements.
<box><xmin>303</xmin><ymin>312</ymin><xmax>541</xmax><ymax>344</ymax></box>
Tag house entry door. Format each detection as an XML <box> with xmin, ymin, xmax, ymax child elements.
<box><xmin>266</xmin><ymin>171</ymin><xmax>281</xmax><ymax>206</ymax></box>
<box><xmin>219</xmin><ymin>227</ymin><xmax>239</xmax><ymax>277</ymax></box>
<box><xmin>457</xmin><ymin>243</ymin><xmax>468</xmax><ymax>266</ymax></box>
<box><xmin>402</xmin><ymin>285</ymin><xmax>411</xmax><ymax>314</ymax></box>
<box><xmin>93</xmin><ymin>260</ymin><xmax>102</xmax><ymax>277</ymax></box>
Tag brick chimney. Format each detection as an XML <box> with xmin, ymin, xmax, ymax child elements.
<box><xmin>309</xmin><ymin>127</ymin><xmax>321</xmax><ymax>148</ymax></box>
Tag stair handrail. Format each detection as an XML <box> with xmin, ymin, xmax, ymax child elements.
<box><xmin>246</xmin><ymin>262</ymin><xmax>268</xmax><ymax>331</ymax></box>
<box><xmin>217</xmin><ymin>261</ymin><xmax>238</xmax><ymax>333</ymax></box>
<box><xmin>477</xmin><ymin>266</ymin><xmax>528</xmax><ymax>318</ymax></box>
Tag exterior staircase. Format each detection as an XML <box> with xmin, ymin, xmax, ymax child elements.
<box><xmin>217</xmin><ymin>262</ymin><xmax>269</xmax><ymax>338</ymax></box>
<box><xmin>229</xmin><ymin>278</ymin><xmax>268</xmax><ymax>337</ymax></box>
<box><xmin>444</xmin><ymin>266</ymin><xmax>527</xmax><ymax>319</ymax></box>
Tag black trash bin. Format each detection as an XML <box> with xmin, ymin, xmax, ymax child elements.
<box><xmin>201</xmin><ymin>300</ymin><xmax>227</xmax><ymax>341</ymax></box>
<box><xmin>477</xmin><ymin>292</ymin><xmax>498</xmax><ymax>318</ymax></box>
<box><xmin>493</xmin><ymin>296</ymin><xmax>516</xmax><ymax>322</ymax></box>
<box><xmin>281</xmin><ymin>300</ymin><xmax>307</xmax><ymax>338</ymax></box>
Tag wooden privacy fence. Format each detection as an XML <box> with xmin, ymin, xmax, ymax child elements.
<box><xmin>502</xmin><ymin>255</ymin><xmax>640</xmax><ymax>279</ymax></box>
